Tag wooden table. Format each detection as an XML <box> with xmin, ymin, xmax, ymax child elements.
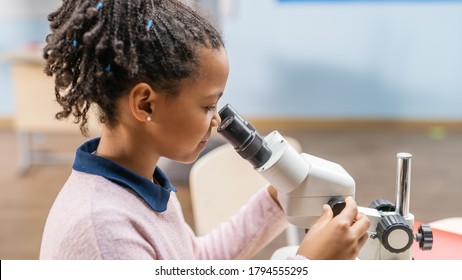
<box><xmin>8</xmin><ymin>46</ymin><xmax>100</xmax><ymax>174</ymax></box>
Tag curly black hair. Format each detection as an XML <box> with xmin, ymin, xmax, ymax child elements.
<box><xmin>44</xmin><ymin>0</ymin><xmax>224</xmax><ymax>135</ymax></box>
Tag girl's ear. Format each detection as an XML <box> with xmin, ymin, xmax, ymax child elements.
<box><xmin>128</xmin><ymin>83</ymin><xmax>156</xmax><ymax>122</ymax></box>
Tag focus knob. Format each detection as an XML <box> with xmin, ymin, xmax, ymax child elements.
<box><xmin>376</xmin><ymin>215</ymin><xmax>414</xmax><ymax>254</ymax></box>
<box><xmin>369</xmin><ymin>199</ymin><xmax>396</xmax><ymax>213</ymax></box>
<box><xmin>416</xmin><ymin>224</ymin><xmax>433</xmax><ymax>251</ymax></box>
<box><xmin>328</xmin><ymin>197</ymin><xmax>346</xmax><ymax>217</ymax></box>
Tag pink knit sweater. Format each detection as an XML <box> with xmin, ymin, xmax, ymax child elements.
<box><xmin>40</xmin><ymin>170</ymin><xmax>287</xmax><ymax>259</ymax></box>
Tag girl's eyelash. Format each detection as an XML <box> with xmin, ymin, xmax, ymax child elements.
<box><xmin>206</xmin><ymin>105</ymin><xmax>217</xmax><ymax>111</ymax></box>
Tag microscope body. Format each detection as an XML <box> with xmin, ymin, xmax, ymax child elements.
<box><xmin>253</xmin><ymin>130</ymin><xmax>355</xmax><ymax>229</ymax></box>
<box><xmin>217</xmin><ymin>104</ymin><xmax>432</xmax><ymax>260</ymax></box>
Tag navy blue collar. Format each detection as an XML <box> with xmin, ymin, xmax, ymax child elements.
<box><xmin>73</xmin><ymin>138</ymin><xmax>176</xmax><ymax>212</ymax></box>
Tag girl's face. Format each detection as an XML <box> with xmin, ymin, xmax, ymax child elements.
<box><xmin>151</xmin><ymin>47</ymin><xmax>229</xmax><ymax>163</ymax></box>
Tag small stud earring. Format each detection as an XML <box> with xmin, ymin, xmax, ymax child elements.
<box><xmin>146</xmin><ymin>116</ymin><xmax>152</xmax><ymax>122</ymax></box>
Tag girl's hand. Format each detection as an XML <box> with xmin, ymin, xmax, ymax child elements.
<box><xmin>296</xmin><ymin>197</ymin><xmax>370</xmax><ymax>260</ymax></box>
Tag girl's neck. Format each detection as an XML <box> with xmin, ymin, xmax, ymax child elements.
<box><xmin>95</xmin><ymin>127</ymin><xmax>159</xmax><ymax>182</ymax></box>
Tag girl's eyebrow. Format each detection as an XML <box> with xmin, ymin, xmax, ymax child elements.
<box><xmin>203</xmin><ymin>92</ymin><xmax>223</xmax><ymax>99</ymax></box>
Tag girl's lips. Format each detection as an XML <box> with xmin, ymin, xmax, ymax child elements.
<box><xmin>201</xmin><ymin>133</ymin><xmax>211</xmax><ymax>144</ymax></box>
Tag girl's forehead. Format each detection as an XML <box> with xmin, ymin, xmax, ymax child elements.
<box><xmin>173</xmin><ymin>48</ymin><xmax>228</xmax><ymax>99</ymax></box>
<box><xmin>197</xmin><ymin>47</ymin><xmax>229</xmax><ymax>73</ymax></box>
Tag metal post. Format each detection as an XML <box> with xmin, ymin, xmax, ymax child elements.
<box><xmin>396</xmin><ymin>153</ymin><xmax>412</xmax><ymax>217</ymax></box>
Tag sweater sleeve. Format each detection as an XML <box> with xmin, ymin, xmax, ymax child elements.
<box><xmin>190</xmin><ymin>187</ymin><xmax>288</xmax><ymax>260</ymax></box>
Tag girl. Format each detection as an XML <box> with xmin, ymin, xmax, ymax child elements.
<box><xmin>40</xmin><ymin>0</ymin><xmax>369</xmax><ymax>260</ymax></box>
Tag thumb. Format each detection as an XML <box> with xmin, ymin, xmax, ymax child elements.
<box><xmin>312</xmin><ymin>204</ymin><xmax>333</xmax><ymax>229</ymax></box>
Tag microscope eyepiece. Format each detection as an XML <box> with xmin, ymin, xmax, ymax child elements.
<box><xmin>217</xmin><ymin>115</ymin><xmax>254</xmax><ymax>149</ymax></box>
<box><xmin>219</xmin><ymin>115</ymin><xmax>234</xmax><ymax>131</ymax></box>
<box><xmin>217</xmin><ymin>104</ymin><xmax>272</xmax><ymax>168</ymax></box>
<box><xmin>219</xmin><ymin>104</ymin><xmax>256</xmax><ymax>131</ymax></box>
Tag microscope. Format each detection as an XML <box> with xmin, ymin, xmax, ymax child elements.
<box><xmin>217</xmin><ymin>104</ymin><xmax>433</xmax><ymax>260</ymax></box>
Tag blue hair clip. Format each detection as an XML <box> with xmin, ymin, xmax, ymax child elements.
<box><xmin>96</xmin><ymin>2</ymin><xmax>103</xmax><ymax>11</ymax></box>
<box><xmin>105</xmin><ymin>64</ymin><xmax>111</xmax><ymax>73</ymax></box>
<box><xmin>73</xmin><ymin>40</ymin><xmax>78</xmax><ymax>47</ymax></box>
<box><xmin>147</xmin><ymin>19</ymin><xmax>153</xmax><ymax>31</ymax></box>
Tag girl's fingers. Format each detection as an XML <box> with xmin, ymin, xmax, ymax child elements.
<box><xmin>312</xmin><ymin>204</ymin><xmax>334</xmax><ymax>229</ymax></box>
<box><xmin>351</xmin><ymin>213</ymin><xmax>371</xmax><ymax>238</ymax></box>
<box><xmin>335</xmin><ymin>196</ymin><xmax>358</xmax><ymax>223</ymax></box>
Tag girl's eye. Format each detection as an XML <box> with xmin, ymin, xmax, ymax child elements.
<box><xmin>206</xmin><ymin>105</ymin><xmax>217</xmax><ymax>112</ymax></box>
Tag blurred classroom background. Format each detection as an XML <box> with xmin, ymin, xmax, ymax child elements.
<box><xmin>1</xmin><ymin>0</ymin><xmax>462</xmax><ymax>259</ymax></box>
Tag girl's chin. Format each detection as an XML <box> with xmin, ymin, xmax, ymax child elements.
<box><xmin>173</xmin><ymin>145</ymin><xmax>207</xmax><ymax>164</ymax></box>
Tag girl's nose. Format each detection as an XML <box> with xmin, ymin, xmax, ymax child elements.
<box><xmin>211</xmin><ymin>109</ymin><xmax>221</xmax><ymax>128</ymax></box>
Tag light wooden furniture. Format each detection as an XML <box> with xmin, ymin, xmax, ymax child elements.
<box><xmin>9</xmin><ymin>47</ymin><xmax>100</xmax><ymax>174</ymax></box>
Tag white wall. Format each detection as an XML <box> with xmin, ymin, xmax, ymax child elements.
<box><xmin>2</xmin><ymin>0</ymin><xmax>462</xmax><ymax>120</ymax></box>
<box><xmin>0</xmin><ymin>0</ymin><xmax>60</xmax><ymax>19</ymax></box>
<box><xmin>220</xmin><ymin>0</ymin><xmax>462</xmax><ymax>120</ymax></box>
